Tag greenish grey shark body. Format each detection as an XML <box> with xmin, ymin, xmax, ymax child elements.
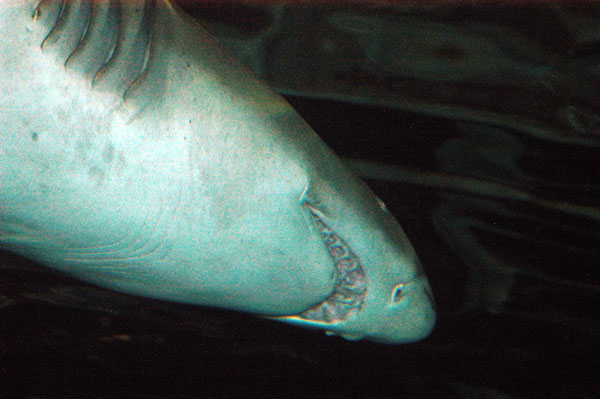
<box><xmin>0</xmin><ymin>0</ymin><xmax>435</xmax><ymax>343</ymax></box>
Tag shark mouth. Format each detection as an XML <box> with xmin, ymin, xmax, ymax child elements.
<box><xmin>291</xmin><ymin>205</ymin><xmax>368</xmax><ymax>324</ymax></box>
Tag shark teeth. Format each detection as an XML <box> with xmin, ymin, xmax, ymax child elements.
<box><xmin>294</xmin><ymin>206</ymin><xmax>367</xmax><ymax>324</ymax></box>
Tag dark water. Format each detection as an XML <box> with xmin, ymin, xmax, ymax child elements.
<box><xmin>2</xmin><ymin>2</ymin><xmax>600</xmax><ymax>398</ymax></box>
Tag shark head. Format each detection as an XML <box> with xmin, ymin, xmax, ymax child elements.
<box><xmin>273</xmin><ymin>168</ymin><xmax>436</xmax><ymax>344</ymax></box>
<box><xmin>199</xmin><ymin>92</ymin><xmax>438</xmax><ymax>343</ymax></box>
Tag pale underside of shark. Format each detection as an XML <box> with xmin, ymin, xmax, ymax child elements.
<box><xmin>0</xmin><ymin>0</ymin><xmax>436</xmax><ymax>343</ymax></box>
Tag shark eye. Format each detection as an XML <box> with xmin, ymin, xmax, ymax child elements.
<box><xmin>391</xmin><ymin>283</ymin><xmax>405</xmax><ymax>303</ymax></box>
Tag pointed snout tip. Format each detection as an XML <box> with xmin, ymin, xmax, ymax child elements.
<box><xmin>402</xmin><ymin>279</ymin><xmax>437</xmax><ymax>343</ymax></box>
<box><xmin>407</xmin><ymin>285</ymin><xmax>437</xmax><ymax>342</ymax></box>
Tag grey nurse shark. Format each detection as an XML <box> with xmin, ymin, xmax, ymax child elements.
<box><xmin>0</xmin><ymin>0</ymin><xmax>435</xmax><ymax>343</ymax></box>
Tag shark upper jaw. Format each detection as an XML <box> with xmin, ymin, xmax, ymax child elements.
<box><xmin>275</xmin><ymin>201</ymin><xmax>437</xmax><ymax>344</ymax></box>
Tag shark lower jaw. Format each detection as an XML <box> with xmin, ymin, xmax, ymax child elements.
<box><xmin>281</xmin><ymin>204</ymin><xmax>368</xmax><ymax>325</ymax></box>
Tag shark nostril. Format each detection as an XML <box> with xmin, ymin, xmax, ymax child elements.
<box><xmin>391</xmin><ymin>283</ymin><xmax>405</xmax><ymax>303</ymax></box>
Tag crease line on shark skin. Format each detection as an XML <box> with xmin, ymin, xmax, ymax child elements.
<box><xmin>63</xmin><ymin>241</ymin><xmax>169</xmax><ymax>264</ymax></box>
<box><xmin>63</xmin><ymin>196</ymin><xmax>174</xmax><ymax>262</ymax></box>
<box><xmin>57</xmin><ymin>197</ymin><xmax>161</xmax><ymax>256</ymax></box>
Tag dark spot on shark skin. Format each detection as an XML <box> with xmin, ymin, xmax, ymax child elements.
<box><xmin>31</xmin><ymin>132</ymin><xmax>39</xmax><ymax>141</ymax></box>
<box><xmin>116</xmin><ymin>152</ymin><xmax>127</xmax><ymax>173</ymax></box>
<box><xmin>88</xmin><ymin>165</ymin><xmax>105</xmax><ymax>187</ymax></box>
<box><xmin>76</xmin><ymin>137</ymin><xmax>91</xmax><ymax>159</ymax></box>
<box><xmin>102</xmin><ymin>143</ymin><xmax>115</xmax><ymax>164</ymax></box>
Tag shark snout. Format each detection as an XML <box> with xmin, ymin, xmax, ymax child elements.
<box><xmin>383</xmin><ymin>274</ymin><xmax>436</xmax><ymax>343</ymax></box>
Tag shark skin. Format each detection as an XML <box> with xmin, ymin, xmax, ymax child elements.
<box><xmin>0</xmin><ymin>0</ymin><xmax>435</xmax><ymax>343</ymax></box>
